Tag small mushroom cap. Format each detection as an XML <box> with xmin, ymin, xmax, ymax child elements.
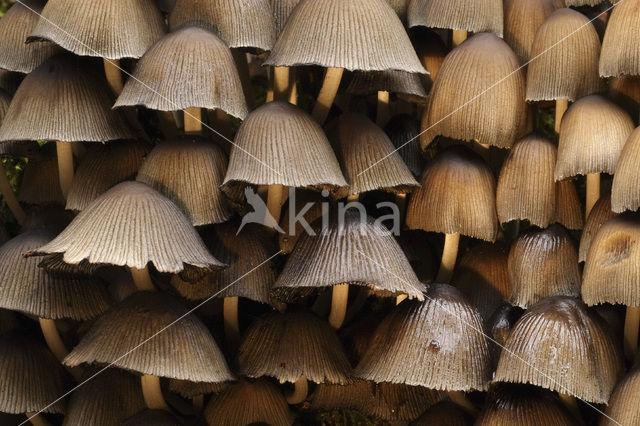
<box><xmin>346</xmin><ymin>70</ymin><xmax>428</xmax><ymax>100</ymax></box>
<box><xmin>0</xmin><ymin>333</ymin><xmax>67</xmax><ymax>414</ymax></box>
<box><xmin>238</xmin><ymin>311</ymin><xmax>352</xmax><ymax>384</ymax></box>
<box><xmin>0</xmin><ymin>230</ymin><xmax>110</xmax><ymax>321</ymax></box>
<box><xmin>64</xmin><ymin>291</ymin><xmax>234</xmax><ymax>382</ymax></box>
<box><xmin>63</xmin><ymin>369</ymin><xmax>146</xmax><ymax>426</ymax></box>
<box><xmin>264</xmin><ymin>0</ymin><xmax>425</xmax><ymax>73</ymax></box>
<box><xmin>406</xmin><ymin>145</ymin><xmax>498</xmax><ymax>242</ymax></box>
<box><xmin>526</xmin><ymin>8</ymin><xmax>603</xmax><ymax>101</ymax></box>
<box><xmin>204</xmin><ymin>380</ymin><xmax>294</xmax><ymax>426</ymax></box>
<box><xmin>503</xmin><ymin>0</ymin><xmax>558</xmax><ymax>63</ymax></box>
<box><xmin>602</xmin><ymin>363</ymin><xmax>640</xmax><ymax>426</ymax></box>
<box><xmin>0</xmin><ymin>0</ymin><xmax>61</xmax><ymax>73</ymax></box>
<box><xmin>494</xmin><ymin>296</ymin><xmax>624</xmax><ymax>403</ymax></box>
<box><xmin>555</xmin><ymin>95</ymin><xmax>634</xmax><ymax>180</ymax></box>
<box><xmin>30</xmin><ymin>0</ymin><xmax>166</xmax><ymax>59</ymax></box>
<box><xmin>508</xmin><ymin>225</ymin><xmax>581</xmax><ymax>308</ymax></box>
<box><xmin>169</xmin><ymin>0</ymin><xmax>275</xmax><ymax>51</ymax></box>
<box><xmin>31</xmin><ymin>181</ymin><xmax>225</xmax><ymax>273</ymax></box>
<box><xmin>168</xmin><ymin>379</ymin><xmax>228</xmax><ymax>399</ymax></box>
<box><xmin>0</xmin><ymin>55</ymin><xmax>133</xmax><ymax>143</ymax></box>
<box><xmin>582</xmin><ymin>213</ymin><xmax>640</xmax><ymax>306</ymax></box>
<box><xmin>554</xmin><ymin>179</ymin><xmax>584</xmax><ymax>230</ymax></box>
<box><xmin>421</xmin><ymin>33</ymin><xmax>527</xmax><ymax>150</ymax></box>
<box><xmin>222</xmin><ymin>101</ymin><xmax>347</xmax><ymax>193</ymax></box>
<box><xmin>599</xmin><ymin>0</ymin><xmax>640</xmax><ymax>78</ymax></box>
<box><xmin>136</xmin><ymin>137</ymin><xmax>233</xmax><ymax>226</ymax></box>
<box><xmin>385</xmin><ymin>0</ymin><xmax>409</xmax><ymax>21</ymax></box>
<box><xmin>579</xmin><ymin>195</ymin><xmax>616</xmax><ymax>262</ymax></box>
<box><xmin>271</xmin><ymin>0</ymin><xmax>302</xmax><ymax>38</ymax></box>
<box><xmin>18</xmin><ymin>155</ymin><xmax>65</xmax><ymax>206</ymax></box>
<box><xmin>612</xmin><ymin>127</ymin><xmax>640</xmax><ymax>213</ymax></box>
<box><xmin>413</xmin><ymin>400</ymin><xmax>474</xmax><ymax>426</ymax></box>
<box><xmin>408</xmin><ymin>0</ymin><xmax>503</xmax><ymax>37</ymax></box>
<box><xmin>496</xmin><ymin>134</ymin><xmax>557</xmax><ymax>227</ymax></box>
<box><xmin>121</xmin><ymin>410</ymin><xmax>183</xmax><ymax>426</ymax></box>
<box><xmin>335</xmin><ymin>113</ymin><xmax>419</xmax><ymax>196</ymax></box>
<box><xmin>355</xmin><ymin>284</ymin><xmax>492</xmax><ymax>391</ymax></box>
<box><xmin>384</xmin><ymin>114</ymin><xmax>425</xmax><ymax>177</ymax></box>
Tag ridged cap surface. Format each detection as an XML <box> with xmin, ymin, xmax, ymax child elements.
<box><xmin>612</xmin><ymin>127</ymin><xmax>640</xmax><ymax>213</ymax></box>
<box><xmin>347</xmin><ymin>70</ymin><xmax>427</xmax><ymax>99</ymax></box>
<box><xmin>599</xmin><ymin>0</ymin><xmax>640</xmax><ymax>77</ymax></box>
<box><xmin>503</xmin><ymin>0</ymin><xmax>557</xmax><ymax>62</ymax></box>
<box><xmin>408</xmin><ymin>0</ymin><xmax>503</xmax><ymax>37</ymax></box>
<box><xmin>384</xmin><ymin>114</ymin><xmax>424</xmax><ymax>177</ymax></box>
<box><xmin>413</xmin><ymin>400</ymin><xmax>474</xmax><ymax>426</ymax></box>
<box><xmin>18</xmin><ymin>156</ymin><xmax>65</xmax><ymax>206</ymax></box>
<box><xmin>602</xmin><ymin>364</ymin><xmax>640</xmax><ymax>426</ymax></box>
<box><xmin>554</xmin><ymin>179</ymin><xmax>583</xmax><ymax>230</ymax></box>
<box><xmin>270</xmin><ymin>0</ymin><xmax>301</xmax><ymax>38</ymax></box>
<box><xmin>579</xmin><ymin>195</ymin><xmax>615</xmax><ymax>262</ymax></box>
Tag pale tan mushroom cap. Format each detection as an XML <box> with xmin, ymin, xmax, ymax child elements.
<box><xmin>347</xmin><ymin>70</ymin><xmax>428</xmax><ymax>99</ymax></box>
<box><xmin>503</xmin><ymin>0</ymin><xmax>558</xmax><ymax>63</ymax></box>
<box><xmin>602</xmin><ymin>364</ymin><xmax>640</xmax><ymax>426</ymax></box>
<box><xmin>579</xmin><ymin>195</ymin><xmax>615</xmax><ymax>262</ymax></box>
<box><xmin>554</xmin><ymin>179</ymin><xmax>584</xmax><ymax>230</ymax></box>
<box><xmin>612</xmin><ymin>126</ymin><xmax>640</xmax><ymax>213</ymax></box>
<box><xmin>599</xmin><ymin>0</ymin><xmax>640</xmax><ymax>78</ymax></box>
<box><xmin>408</xmin><ymin>0</ymin><xmax>504</xmax><ymax>37</ymax></box>
<box><xmin>270</xmin><ymin>0</ymin><xmax>301</xmax><ymax>38</ymax></box>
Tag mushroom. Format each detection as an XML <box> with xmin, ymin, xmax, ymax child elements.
<box><xmin>609</xmin><ymin>76</ymin><xmax>640</xmax><ymax>120</ymax></box>
<box><xmin>168</xmin><ymin>380</ymin><xmax>227</xmax><ymax>410</ymax></box>
<box><xmin>612</xmin><ymin>127</ymin><xmax>640</xmax><ymax>213</ymax></box>
<box><xmin>601</xmin><ymin>362</ymin><xmax>640</xmax><ymax>426</ymax></box>
<box><xmin>271</xmin><ymin>0</ymin><xmax>301</xmax><ymax>38</ymax></box>
<box><xmin>18</xmin><ymin>155</ymin><xmax>65</xmax><ymax>207</ymax></box>
<box><xmin>579</xmin><ymin>195</ymin><xmax>616</xmax><ymax>262</ymax></box>
<box><xmin>503</xmin><ymin>0</ymin><xmax>558</xmax><ymax>63</ymax></box>
<box><xmin>384</xmin><ymin>114</ymin><xmax>425</xmax><ymax>177</ymax></box>
<box><xmin>554</xmin><ymin>179</ymin><xmax>584</xmax><ymax>231</ymax></box>
<box><xmin>599</xmin><ymin>0</ymin><xmax>640</xmax><ymax>78</ymax></box>
<box><xmin>121</xmin><ymin>410</ymin><xmax>183</xmax><ymax>426</ymax></box>
<box><xmin>0</xmin><ymin>89</ymin><xmax>26</xmax><ymax>225</ymax></box>
<box><xmin>565</xmin><ymin>0</ymin><xmax>606</xmax><ymax>5</ymax></box>
<box><xmin>409</xmin><ymin>27</ymin><xmax>447</xmax><ymax>83</ymax></box>
<box><xmin>413</xmin><ymin>400</ymin><xmax>474</xmax><ymax>425</ymax></box>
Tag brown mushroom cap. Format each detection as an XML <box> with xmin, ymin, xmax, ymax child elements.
<box><xmin>271</xmin><ymin>0</ymin><xmax>301</xmax><ymax>38</ymax></box>
<box><xmin>555</xmin><ymin>95</ymin><xmax>634</xmax><ymax>180</ymax></box>
<box><xmin>526</xmin><ymin>8</ymin><xmax>602</xmax><ymax>102</ymax></box>
<box><xmin>121</xmin><ymin>410</ymin><xmax>182</xmax><ymax>426</ymax></box>
<box><xmin>18</xmin><ymin>155</ymin><xmax>65</xmax><ymax>206</ymax></box>
<box><xmin>238</xmin><ymin>311</ymin><xmax>352</xmax><ymax>384</ymax></box>
<box><xmin>413</xmin><ymin>400</ymin><xmax>474</xmax><ymax>426</ymax></box>
<box><xmin>602</xmin><ymin>363</ymin><xmax>640</xmax><ymax>426</ymax></box>
<box><xmin>494</xmin><ymin>296</ymin><xmax>624</xmax><ymax>403</ymax></box>
<box><xmin>503</xmin><ymin>0</ymin><xmax>558</xmax><ymax>63</ymax></box>
<box><xmin>169</xmin><ymin>0</ymin><xmax>275</xmax><ymax>51</ymax></box>
<box><xmin>31</xmin><ymin>181</ymin><xmax>225</xmax><ymax>273</ymax></box>
<box><xmin>565</xmin><ymin>0</ymin><xmax>605</xmax><ymax>4</ymax></box>
<box><xmin>264</xmin><ymin>0</ymin><xmax>425</xmax><ymax>73</ymax></box>
<box><xmin>384</xmin><ymin>114</ymin><xmax>425</xmax><ymax>177</ymax></box>
<box><xmin>554</xmin><ymin>179</ymin><xmax>584</xmax><ymax>230</ymax></box>
<box><xmin>612</xmin><ymin>127</ymin><xmax>640</xmax><ymax>213</ymax></box>
<box><xmin>355</xmin><ymin>284</ymin><xmax>492</xmax><ymax>391</ymax></box>
<box><xmin>582</xmin><ymin>213</ymin><xmax>640</xmax><ymax>306</ymax></box>
<box><xmin>136</xmin><ymin>137</ymin><xmax>233</xmax><ymax>226</ymax></box>
<box><xmin>406</xmin><ymin>145</ymin><xmax>498</xmax><ymax>242</ymax></box>
<box><xmin>64</xmin><ymin>291</ymin><xmax>234</xmax><ymax>382</ymax></box>
<box><xmin>496</xmin><ymin>134</ymin><xmax>557</xmax><ymax>227</ymax></box>
<box><xmin>0</xmin><ymin>0</ymin><xmax>61</xmax><ymax>73</ymax></box>
<box><xmin>204</xmin><ymin>380</ymin><xmax>294</xmax><ymax>426</ymax></box>
<box><xmin>168</xmin><ymin>379</ymin><xmax>228</xmax><ymax>399</ymax></box>
<box><xmin>579</xmin><ymin>195</ymin><xmax>616</xmax><ymax>262</ymax></box>
<box><xmin>30</xmin><ymin>0</ymin><xmax>166</xmax><ymax>59</ymax></box>
<box><xmin>599</xmin><ymin>0</ymin><xmax>640</xmax><ymax>78</ymax></box>
<box><xmin>609</xmin><ymin>76</ymin><xmax>640</xmax><ymax>120</ymax></box>
<box><xmin>409</xmin><ymin>27</ymin><xmax>447</xmax><ymax>84</ymax></box>
<box><xmin>346</xmin><ymin>70</ymin><xmax>428</xmax><ymax>100</ymax></box>
<box><xmin>277</xmin><ymin>190</ymin><xmax>324</xmax><ymax>255</ymax></box>
<box><xmin>408</xmin><ymin>0</ymin><xmax>503</xmax><ymax>38</ymax></box>
<box><xmin>0</xmin><ymin>55</ymin><xmax>133</xmax><ymax>143</ymax></box>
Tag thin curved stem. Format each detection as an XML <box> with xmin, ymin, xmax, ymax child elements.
<box><xmin>285</xmin><ymin>376</ymin><xmax>308</xmax><ymax>404</ymax></box>
<box><xmin>435</xmin><ymin>233</ymin><xmax>460</xmax><ymax>283</ymax></box>
<box><xmin>452</xmin><ymin>30</ymin><xmax>467</xmax><ymax>48</ymax></box>
<box><xmin>141</xmin><ymin>374</ymin><xmax>170</xmax><ymax>411</ymax></box>
<box><xmin>624</xmin><ymin>306</ymin><xmax>640</xmax><ymax>360</ymax></box>
<box><xmin>184</xmin><ymin>107</ymin><xmax>202</xmax><ymax>134</ymax></box>
<box><xmin>311</xmin><ymin>67</ymin><xmax>344</xmax><ymax>125</ymax></box>
<box><xmin>555</xmin><ymin>99</ymin><xmax>568</xmax><ymax>133</ymax></box>
<box><xmin>585</xmin><ymin>173</ymin><xmax>600</xmax><ymax>220</ymax></box>
<box><xmin>448</xmin><ymin>391</ymin><xmax>478</xmax><ymax>415</ymax></box>
<box><xmin>376</xmin><ymin>91</ymin><xmax>391</xmax><ymax>126</ymax></box>
<box><xmin>328</xmin><ymin>284</ymin><xmax>349</xmax><ymax>329</ymax></box>
<box><xmin>103</xmin><ymin>59</ymin><xmax>124</xmax><ymax>95</ymax></box>
<box><xmin>223</xmin><ymin>296</ymin><xmax>240</xmax><ymax>351</ymax></box>
<box><xmin>130</xmin><ymin>267</ymin><xmax>155</xmax><ymax>292</ymax></box>
<box><xmin>25</xmin><ymin>412</ymin><xmax>51</xmax><ymax>426</ymax></box>
<box><xmin>56</xmin><ymin>141</ymin><xmax>74</xmax><ymax>201</ymax></box>
<box><xmin>274</xmin><ymin>66</ymin><xmax>291</xmax><ymax>102</ymax></box>
<box><xmin>267</xmin><ymin>185</ymin><xmax>285</xmax><ymax>227</ymax></box>
<box><xmin>558</xmin><ymin>393</ymin><xmax>582</xmax><ymax>422</ymax></box>
<box><xmin>38</xmin><ymin>318</ymin><xmax>83</xmax><ymax>381</ymax></box>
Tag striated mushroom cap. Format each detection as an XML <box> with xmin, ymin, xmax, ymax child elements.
<box><xmin>384</xmin><ymin>114</ymin><xmax>425</xmax><ymax>177</ymax></box>
<box><xmin>408</xmin><ymin>0</ymin><xmax>503</xmax><ymax>37</ymax></box>
<box><xmin>168</xmin><ymin>379</ymin><xmax>228</xmax><ymax>399</ymax></box>
<box><xmin>346</xmin><ymin>70</ymin><xmax>428</xmax><ymax>100</ymax></box>
<box><xmin>579</xmin><ymin>195</ymin><xmax>616</xmax><ymax>262</ymax></box>
<box><xmin>609</xmin><ymin>76</ymin><xmax>640</xmax><ymax>120</ymax></box>
<box><xmin>599</xmin><ymin>0</ymin><xmax>640</xmax><ymax>78</ymax></box>
<box><xmin>413</xmin><ymin>400</ymin><xmax>474</xmax><ymax>426</ymax></box>
<box><xmin>602</xmin><ymin>363</ymin><xmax>640</xmax><ymax>426</ymax></box>
<box><xmin>18</xmin><ymin>155</ymin><xmax>65</xmax><ymax>206</ymax></box>
<box><xmin>612</xmin><ymin>127</ymin><xmax>640</xmax><ymax>213</ymax></box>
<box><xmin>554</xmin><ymin>179</ymin><xmax>583</xmax><ymax>230</ymax></box>
<box><xmin>503</xmin><ymin>0</ymin><xmax>558</xmax><ymax>63</ymax></box>
<box><xmin>270</xmin><ymin>0</ymin><xmax>301</xmax><ymax>38</ymax></box>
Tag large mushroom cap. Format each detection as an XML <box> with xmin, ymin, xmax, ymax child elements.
<box><xmin>579</xmin><ymin>195</ymin><xmax>616</xmax><ymax>262</ymax></box>
<box><xmin>0</xmin><ymin>0</ymin><xmax>61</xmax><ymax>73</ymax></box>
<box><xmin>494</xmin><ymin>296</ymin><xmax>624</xmax><ymax>403</ymax></box>
<box><xmin>599</xmin><ymin>0</ymin><xmax>640</xmax><ymax>78</ymax></box>
<box><xmin>238</xmin><ymin>311</ymin><xmax>352</xmax><ymax>384</ymax></box>
<box><xmin>408</xmin><ymin>0</ymin><xmax>503</xmax><ymax>37</ymax></box>
<box><xmin>503</xmin><ymin>0</ymin><xmax>558</xmax><ymax>63</ymax></box>
<box><xmin>115</xmin><ymin>26</ymin><xmax>248</xmax><ymax>119</ymax></box>
<box><xmin>271</xmin><ymin>0</ymin><xmax>301</xmax><ymax>38</ymax></box>
<box><xmin>406</xmin><ymin>145</ymin><xmax>498</xmax><ymax>242</ymax></box>
<box><xmin>413</xmin><ymin>400</ymin><xmax>474</xmax><ymax>426</ymax></box>
<box><xmin>347</xmin><ymin>70</ymin><xmax>428</xmax><ymax>101</ymax></box>
<box><xmin>30</xmin><ymin>0</ymin><xmax>166</xmax><ymax>59</ymax></box>
<box><xmin>31</xmin><ymin>181</ymin><xmax>225</xmax><ymax>273</ymax></box>
<box><xmin>0</xmin><ymin>55</ymin><xmax>133</xmax><ymax>143</ymax></box>
<box><xmin>64</xmin><ymin>291</ymin><xmax>234</xmax><ymax>382</ymax></box>
<box><xmin>602</xmin><ymin>363</ymin><xmax>640</xmax><ymax>426</ymax></box>
<box><xmin>421</xmin><ymin>33</ymin><xmax>527</xmax><ymax>150</ymax></box>
<box><xmin>612</xmin><ymin>127</ymin><xmax>640</xmax><ymax>213</ymax></box>
<box><xmin>264</xmin><ymin>0</ymin><xmax>425</xmax><ymax>73</ymax></box>
<box><xmin>555</xmin><ymin>95</ymin><xmax>634</xmax><ymax>180</ymax></box>
<box><xmin>526</xmin><ymin>8</ymin><xmax>602</xmax><ymax>102</ymax></box>
<box><xmin>354</xmin><ymin>284</ymin><xmax>492</xmax><ymax>391</ymax></box>
<box><xmin>554</xmin><ymin>179</ymin><xmax>584</xmax><ymax>231</ymax></box>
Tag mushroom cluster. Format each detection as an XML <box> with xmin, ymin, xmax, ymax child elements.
<box><xmin>0</xmin><ymin>0</ymin><xmax>638</xmax><ymax>425</ymax></box>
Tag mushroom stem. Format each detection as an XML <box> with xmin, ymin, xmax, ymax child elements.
<box><xmin>289</xmin><ymin>77</ymin><xmax>298</xmax><ymax>105</ymax></box>
<box><xmin>157</xmin><ymin>111</ymin><xmax>179</xmax><ymax>137</ymax></box>
<box><xmin>452</xmin><ymin>30</ymin><xmax>467</xmax><ymax>48</ymax></box>
<box><xmin>56</xmin><ymin>141</ymin><xmax>74</xmax><ymax>200</ymax></box>
<box><xmin>448</xmin><ymin>391</ymin><xmax>478</xmax><ymax>415</ymax></box>
<box><xmin>376</xmin><ymin>91</ymin><xmax>391</xmax><ymax>126</ymax></box>
<box><xmin>555</xmin><ymin>99</ymin><xmax>568</xmax><ymax>133</ymax></box>
<box><xmin>311</xmin><ymin>67</ymin><xmax>344</xmax><ymax>125</ymax></box>
<box><xmin>266</xmin><ymin>68</ymin><xmax>275</xmax><ymax>103</ymax></box>
<box><xmin>624</xmin><ymin>305</ymin><xmax>640</xmax><ymax>359</ymax></box>
<box><xmin>0</xmin><ymin>163</ymin><xmax>25</xmax><ymax>225</ymax></box>
<box><xmin>192</xmin><ymin>395</ymin><xmax>204</xmax><ymax>412</ymax></box>
<box><xmin>103</xmin><ymin>59</ymin><xmax>124</xmax><ymax>95</ymax></box>
<box><xmin>585</xmin><ymin>173</ymin><xmax>600</xmax><ymax>219</ymax></box>
<box><xmin>223</xmin><ymin>296</ymin><xmax>240</xmax><ymax>351</ymax></box>
<box><xmin>285</xmin><ymin>376</ymin><xmax>308</xmax><ymax>404</ymax></box>
<box><xmin>328</xmin><ymin>284</ymin><xmax>349</xmax><ymax>329</ymax></box>
<box><xmin>141</xmin><ymin>374</ymin><xmax>170</xmax><ymax>411</ymax></box>
<box><xmin>130</xmin><ymin>267</ymin><xmax>155</xmax><ymax>292</ymax></box>
<box><xmin>395</xmin><ymin>193</ymin><xmax>407</xmax><ymax>223</ymax></box>
<box><xmin>396</xmin><ymin>294</ymin><xmax>408</xmax><ymax>305</ymax></box>
<box><xmin>25</xmin><ymin>412</ymin><xmax>51</xmax><ymax>426</ymax></box>
<box><xmin>267</xmin><ymin>184</ymin><xmax>285</xmax><ymax>227</ymax></box>
<box><xmin>38</xmin><ymin>318</ymin><xmax>83</xmax><ymax>381</ymax></box>
<box><xmin>184</xmin><ymin>107</ymin><xmax>202</xmax><ymax>134</ymax></box>
<box><xmin>274</xmin><ymin>67</ymin><xmax>291</xmax><ymax>102</ymax></box>
<box><xmin>558</xmin><ymin>393</ymin><xmax>581</xmax><ymax>421</ymax></box>
<box><xmin>436</xmin><ymin>233</ymin><xmax>460</xmax><ymax>283</ymax></box>
<box><xmin>231</xmin><ymin>50</ymin><xmax>255</xmax><ymax>110</ymax></box>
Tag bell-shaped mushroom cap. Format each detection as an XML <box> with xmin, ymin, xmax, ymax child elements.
<box><xmin>30</xmin><ymin>0</ymin><xmax>166</xmax><ymax>60</ymax></box>
<box><xmin>355</xmin><ymin>284</ymin><xmax>492</xmax><ymax>391</ymax></box>
<box><xmin>612</xmin><ymin>127</ymin><xmax>640</xmax><ymax>213</ymax></box>
<box><xmin>136</xmin><ymin>137</ymin><xmax>232</xmax><ymax>226</ymax></box>
<box><xmin>494</xmin><ymin>296</ymin><xmax>624</xmax><ymax>403</ymax></box>
<box><xmin>555</xmin><ymin>95</ymin><xmax>634</xmax><ymax>180</ymax></box>
<box><xmin>599</xmin><ymin>0</ymin><xmax>640</xmax><ymax>78</ymax></box>
<box><xmin>264</xmin><ymin>0</ymin><xmax>425</xmax><ymax>73</ymax></box>
<box><xmin>579</xmin><ymin>195</ymin><xmax>615</xmax><ymax>262</ymax></box>
<box><xmin>413</xmin><ymin>400</ymin><xmax>474</xmax><ymax>426</ymax></box>
<box><xmin>31</xmin><ymin>181</ymin><xmax>225</xmax><ymax>273</ymax></box>
<box><xmin>408</xmin><ymin>0</ymin><xmax>503</xmax><ymax>37</ymax></box>
<box><xmin>582</xmin><ymin>213</ymin><xmax>640</xmax><ymax>306</ymax></box>
<box><xmin>115</xmin><ymin>27</ymin><xmax>248</xmax><ymax>119</ymax></box>
<box><xmin>508</xmin><ymin>225</ymin><xmax>580</xmax><ymax>308</ymax></box>
<box><xmin>420</xmin><ymin>33</ymin><xmax>527</xmax><ymax>150</ymax></box>
<box><xmin>452</xmin><ymin>242</ymin><xmax>511</xmax><ymax>322</ymax></box>
<box><xmin>64</xmin><ymin>291</ymin><xmax>234</xmax><ymax>382</ymax></box>
<box><xmin>222</xmin><ymin>102</ymin><xmax>347</xmax><ymax>194</ymax></box>
<box><xmin>335</xmin><ymin>113</ymin><xmax>419</xmax><ymax>196</ymax></box>
<box><xmin>18</xmin><ymin>156</ymin><xmax>65</xmax><ymax>206</ymax></box>
<box><xmin>0</xmin><ymin>0</ymin><xmax>61</xmax><ymax>73</ymax></box>
<box><xmin>476</xmin><ymin>383</ymin><xmax>576</xmax><ymax>425</ymax></box>
<box><xmin>271</xmin><ymin>0</ymin><xmax>301</xmax><ymax>38</ymax></box>
<box><xmin>277</xmin><ymin>190</ymin><xmax>324</xmax><ymax>255</ymax></box>
<box><xmin>169</xmin><ymin>379</ymin><xmax>228</xmax><ymax>399</ymax></box>
<box><xmin>121</xmin><ymin>410</ymin><xmax>182</xmax><ymax>426</ymax></box>
<box><xmin>63</xmin><ymin>369</ymin><xmax>145</xmax><ymax>426</ymax></box>
<box><xmin>347</xmin><ymin>71</ymin><xmax>428</xmax><ymax>100</ymax></box>
<box><xmin>609</xmin><ymin>76</ymin><xmax>640</xmax><ymax>120</ymax></box>
<box><xmin>0</xmin><ymin>333</ymin><xmax>67</xmax><ymax>414</ymax></box>
<box><xmin>272</xmin><ymin>211</ymin><xmax>426</xmax><ymax>301</ymax></box>
<box><xmin>169</xmin><ymin>0</ymin><xmax>275</xmax><ymax>51</ymax></box>
<box><xmin>204</xmin><ymin>380</ymin><xmax>294</xmax><ymax>426</ymax></box>
<box><xmin>526</xmin><ymin>8</ymin><xmax>602</xmax><ymax>102</ymax></box>
<box><xmin>238</xmin><ymin>311</ymin><xmax>352</xmax><ymax>384</ymax></box>
<box><xmin>386</xmin><ymin>0</ymin><xmax>408</xmax><ymax>22</ymax></box>
<box><xmin>497</xmin><ymin>134</ymin><xmax>557</xmax><ymax>227</ymax></box>
<box><xmin>602</xmin><ymin>363</ymin><xmax>640</xmax><ymax>426</ymax></box>
<box><xmin>66</xmin><ymin>141</ymin><xmax>150</xmax><ymax>212</ymax></box>
<box><xmin>503</xmin><ymin>0</ymin><xmax>557</xmax><ymax>63</ymax></box>
<box><xmin>0</xmin><ymin>55</ymin><xmax>133</xmax><ymax>143</ymax></box>
<box><xmin>384</xmin><ymin>114</ymin><xmax>424</xmax><ymax>177</ymax></box>
<box><xmin>0</xmin><ymin>69</ymin><xmax>22</xmax><ymax>95</ymax></box>
<box><xmin>0</xmin><ymin>230</ymin><xmax>110</xmax><ymax>321</ymax></box>
<box><xmin>554</xmin><ymin>179</ymin><xmax>583</xmax><ymax>230</ymax></box>
<box><xmin>406</xmin><ymin>146</ymin><xmax>498</xmax><ymax>242</ymax></box>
